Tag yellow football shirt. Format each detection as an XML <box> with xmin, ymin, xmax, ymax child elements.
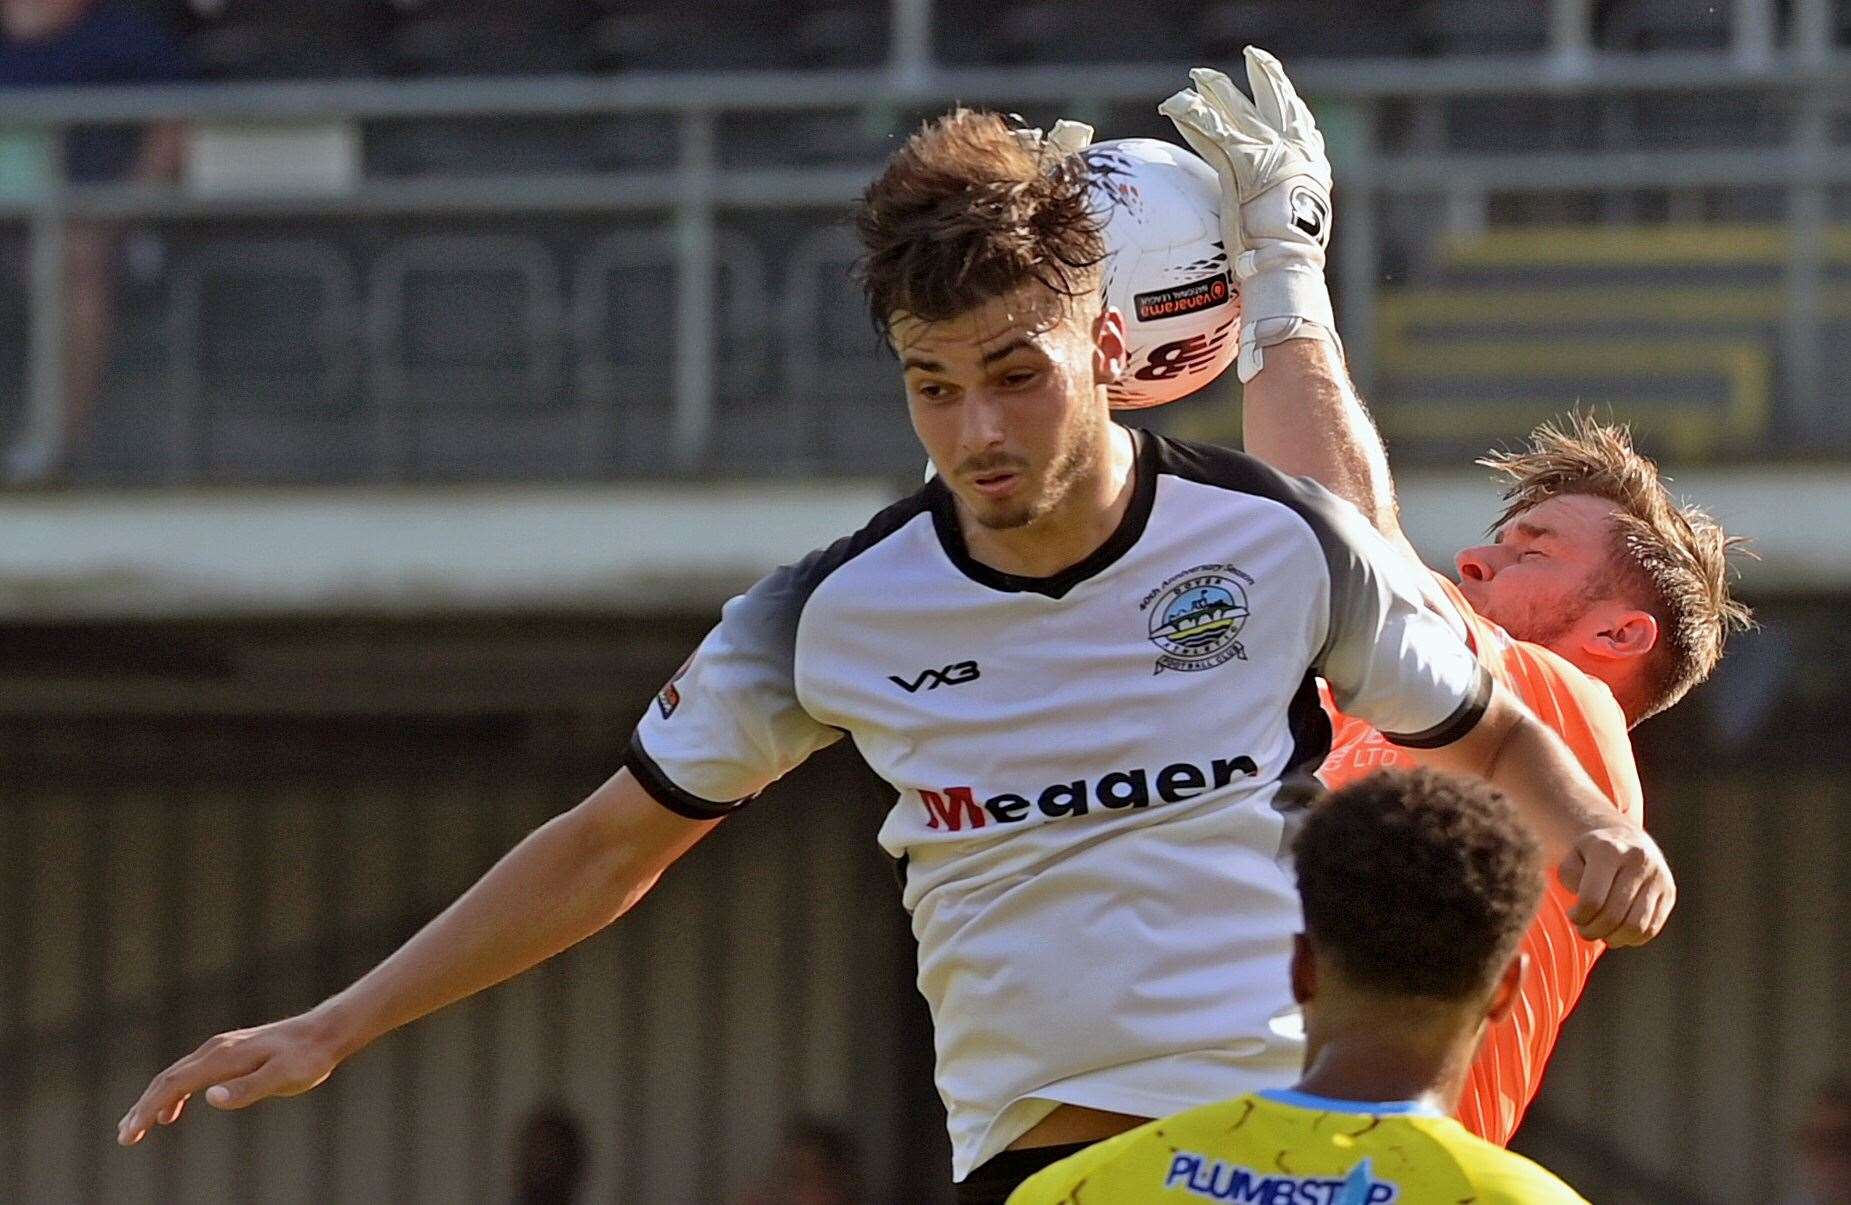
<box><xmin>1007</xmin><ymin>1089</ymin><xmax>1588</xmax><ymax>1204</ymax></box>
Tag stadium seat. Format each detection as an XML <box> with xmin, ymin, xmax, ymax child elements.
<box><xmin>1414</xmin><ymin>0</ymin><xmax>1549</xmax><ymax>56</ymax></box>
<box><xmin>362</xmin><ymin>121</ymin><xmax>479</xmax><ymax>177</ymax></box>
<box><xmin>1367</xmin><ymin>222</ymin><xmax>1831</xmax><ymax>462</ymax></box>
<box><xmin>366</xmin><ymin>115</ymin><xmax>667</xmax><ymax>178</ymax></box>
<box><xmin>568</xmin><ymin>228</ymin><xmax>675</xmax><ymax>476</ymax></box>
<box><xmin>789</xmin><ymin>5</ymin><xmax>890</xmax><ymax>69</ymax></box>
<box><xmin>179</xmin><ymin>0</ymin><xmax>386</xmax><ymax>80</ymax></box>
<box><xmin>1599</xmin><ymin>0</ymin><xmax>1733</xmax><ymax>51</ymax></box>
<box><xmin>164</xmin><ymin>238</ymin><xmax>367</xmax><ymax>482</ymax></box>
<box><xmin>1439</xmin><ymin>95</ymin><xmax>1601</xmax><ymax>152</ymax></box>
<box><xmin>1615</xmin><ymin>88</ymin><xmax>1785</xmax><ymax>150</ymax></box>
<box><xmin>720</xmin><ymin>110</ymin><xmax>903</xmax><ymax>168</ymax></box>
<box><xmin>383</xmin><ymin>13</ymin><xmax>582</xmax><ymax>77</ymax></box>
<box><xmin>579</xmin><ymin>12</ymin><xmax>679</xmax><ymax>72</ymax></box>
<box><xmin>0</xmin><ymin>228</ymin><xmax>30</xmax><ymax>458</ymax></box>
<box><xmin>778</xmin><ymin>224</ymin><xmax>916</xmax><ymax>475</ymax></box>
<box><xmin>927</xmin><ymin>0</ymin><xmax>1191</xmax><ymax>64</ymax></box>
<box><xmin>1195</xmin><ymin>0</ymin><xmax>1418</xmax><ymax>61</ymax></box>
<box><xmin>1196</xmin><ymin>1</ymin><xmax>1314</xmax><ymax>60</ymax></box>
<box><xmin>570</xmin><ymin>228</ymin><xmax>772</xmax><ymax>475</ymax></box>
<box><xmin>583</xmin><ymin>114</ymin><xmax>682</xmax><ymax>172</ymax></box>
<box><xmin>580</xmin><ymin>1</ymin><xmax>779</xmax><ymax>72</ymax></box>
<box><xmin>973</xmin><ymin>1</ymin><xmax>1193</xmax><ymax>65</ymax></box>
<box><xmin>365</xmin><ymin>233</ymin><xmax>575</xmax><ymax>480</ymax></box>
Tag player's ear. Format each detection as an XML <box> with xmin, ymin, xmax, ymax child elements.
<box><xmin>1289</xmin><ymin>933</ymin><xmax>1316</xmax><ymax>1005</ymax></box>
<box><xmin>1485</xmin><ymin>952</ymin><xmax>1526</xmax><ymax>1023</ymax></box>
<box><xmin>1581</xmin><ymin>608</ymin><xmax>1657</xmax><ymax>665</ymax></box>
<box><xmin>1092</xmin><ymin>305</ymin><xmax>1127</xmax><ymax>386</ymax></box>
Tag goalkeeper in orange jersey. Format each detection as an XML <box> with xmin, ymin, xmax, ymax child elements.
<box><xmin>1011</xmin><ymin>769</ymin><xmax>1588</xmax><ymax>1203</ymax></box>
<box><xmin>1160</xmin><ymin>48</ymin><xmax>1751</xmax><ymax>1144</ymax></box>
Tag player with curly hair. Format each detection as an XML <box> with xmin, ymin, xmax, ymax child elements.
<box><xmin>1012</xmin><ymin>769</ymin><xmax>1588</xmax><ymax>1203</ymax></box>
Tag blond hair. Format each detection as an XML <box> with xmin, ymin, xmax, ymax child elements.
<box><xmin>1480</xmin><ymin>413</ymin><xmax>1754</xmax><ymax>721</ymax></box>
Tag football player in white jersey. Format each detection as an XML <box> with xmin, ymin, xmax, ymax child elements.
<box><xmin>117</xmin><ymin>108</ymin><xmax>1674</xmax><ymax>1203</ymax></box>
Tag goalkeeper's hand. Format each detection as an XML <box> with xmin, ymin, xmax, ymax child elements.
<box><xmin>1160</xmin><ymin>47</ymin><xmax>1339</xmax><ymax>383</ymax></box>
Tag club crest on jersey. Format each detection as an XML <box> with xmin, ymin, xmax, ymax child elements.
<box><xmin>1141</xmin><ymin>563</ymin><xmax>1254</xmax><ymax>674</ymax></box>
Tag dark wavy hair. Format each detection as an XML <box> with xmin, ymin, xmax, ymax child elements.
<box><xmin>852</xmin><ymin>108</ymin><xmax>1104</xmax><ymax>338</ymax></box>
<box><xmin>1295</xmin><ymin>769</ymin><xmax>1543</xmax><ymax>1001</ymax></box>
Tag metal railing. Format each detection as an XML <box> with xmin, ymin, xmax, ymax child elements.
<box><xmin>4</xmin><ymin>2</ymin><xmax>1849</xmax><ymax>481</ymax></box>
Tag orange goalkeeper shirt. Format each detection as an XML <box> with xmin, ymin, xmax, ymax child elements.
<box><xmin>1318</xmin><ymin>572</ymin><xmax>1642</xmax><ymax>1147</ymax></box>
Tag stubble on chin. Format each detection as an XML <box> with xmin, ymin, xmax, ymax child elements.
<box><xmin>968</xmin><ymin>495</ymin><xmax>1039</xmax><ymax>531</ymax></box>
<box><xmin>1486</xmin><ymin>594</ymin><xmax>1582</xmax><ymax>648</ymax></box>
<box><xmin>963</xmin><ymin>401</ymin><xmax>1108</xmax><ymax>533</ymax></box>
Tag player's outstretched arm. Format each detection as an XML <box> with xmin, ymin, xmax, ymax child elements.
<box><xmin>116</xmin><ymin>768</ymin><xmax>715</xmax><ymax>1146</ymax></box>
<box><xmin>1417</xmin><ymin>680</ymin><xmax>1674</xmax><ymax>948</ymax></box>
<box><xmin>1162</xmin><ymin>50</ymin><xmax>1427</xmax><ymax>573</ymax></box>
<box><xmin>1244</xmin><ymin>339</ymin><xmax>1420</xmax><ymax>564</ymax></box>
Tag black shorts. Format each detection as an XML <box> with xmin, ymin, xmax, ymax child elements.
<box><xmin>953</xmin><ymin>1141</ymin><xmax>1095</xmax><ymax>1205</ymax></box>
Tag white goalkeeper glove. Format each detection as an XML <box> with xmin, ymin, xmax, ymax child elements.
<box><xmin>1010</xmin><ymin>118</ymin><xmax>1095</xmax><ymax>160</ymax></box>
<box><xmin>1159</xmin><ymin>47</ymin><xmax>1339</xmax><ymax>383</ymax></box>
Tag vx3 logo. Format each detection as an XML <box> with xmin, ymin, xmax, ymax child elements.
<box><xmin>889</xmin><ymin>660</ymin><xmax>981</xmax><ymax>693</ymax></box>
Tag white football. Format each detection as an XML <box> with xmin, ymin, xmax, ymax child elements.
<box><xmin>1087</xmin><ymin>138</ymin><xmax>1239</xmax><ymax>409</ymax></box>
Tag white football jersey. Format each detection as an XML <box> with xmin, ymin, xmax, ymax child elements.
<box><xmin>629</xmin><ymin>430</ymin><xmax>1490</xmax><ymax>1179</ymax></box>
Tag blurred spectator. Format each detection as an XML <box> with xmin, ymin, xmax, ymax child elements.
<box><xmin>0</xmin><ymin>0</ymin><xmax>193</xmax><ymax>481</ymax></box>
<box><xmin>511</xmin><ymin>1100</ymin><xmax>589</xmax><ymax>1205</ymax></box>
<box><xmin>1798</xmin><ymin>1075</ymin><xmax>1851</xmax><ymax>1205</ymax></box>
<box><xmin>743</xmin><ymin>1115</ymin><xmax>863</xmax><ymax>1205</ymax></box>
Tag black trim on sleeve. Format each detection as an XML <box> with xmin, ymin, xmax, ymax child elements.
<box><xmin>1381</xmin><ymin>663</ymin><xmax>1494</xmax><ymax>749</ymax></box>
<box><xmin>624</xmin><ymin>733</ymin><xmax>744</xmax><ymax>821</ymax></box>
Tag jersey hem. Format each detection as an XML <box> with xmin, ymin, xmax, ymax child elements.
<box><xmin>963</xmin><ymin>1058</ymin><xmax>1300</xmax><ymax>1178</ymax></box>
<box><xmin>623</xmin><ymin>734</ymin><xmax>743</xmax><ymax>820</ymax></box>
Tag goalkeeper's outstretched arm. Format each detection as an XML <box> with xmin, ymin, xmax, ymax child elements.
<box><xmin>1241</xmin><ymin>337</ymin><xmax>1423</xmax><ymax>566</ymax></box>
<box><xmin>1162</xmin><ymin>49</ymin><xmax>1429</xmax><ymax>576</ymax></box>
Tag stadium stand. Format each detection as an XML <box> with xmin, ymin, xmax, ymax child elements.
<box><xmin>176</xmin><ymin>0</ymin><xmax>387</xmax><ymax>80</ymax></box>
<box><xmin>132</xmin><ymin>0</ymin><xmax>1849</xmax><ymax>80</ymax></box>
<box><xmin>1371</xmin><ymin>221</ymin><xmax>1851</xmax><ymax>459</ymax></box>
<box><xmin>5</xmin><ymin>0</ymin><xmax>1849</xmax><ymax>486</ymax></box>
<box><xmin>1413</xmin><ymin>1</ymin><xmax>1550</xmax><ymax>56</ymax></box>
<box><xmin>1599</xmin><ymin>0</ymin><xmax>1735</xmax><ymax>53</ymax></box>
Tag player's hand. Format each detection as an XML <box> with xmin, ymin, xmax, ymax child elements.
<box><xmin>116</xmin><ymin>1011</ymin><xmax>344</xmax><ymax>1146</ymax></box>
<box><xmin>1159</xmin><ymin>47</ymin><xmax>1338</xmax><ymax>382</ymax></box>
<box><xmin>1557</xmin><ymin>821</ymin><xmax>1676</xmax><ymax>947</ymax></box>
